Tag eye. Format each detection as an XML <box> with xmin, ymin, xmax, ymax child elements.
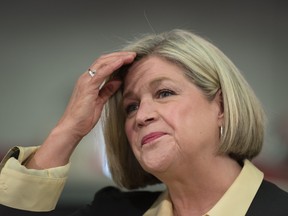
<box><xmin>156</xmin><ymin>89</ymin><xmax>175</xmax><ymax>99</ymax></box>
<box><xmin>125</xmin><ymin>103</ymin><xmax>139</xmax><ymax>115</ymax></box>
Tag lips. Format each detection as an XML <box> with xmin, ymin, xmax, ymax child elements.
<box><xmin>141</xmin><ymin>132</ymin><xmax>166</xmax><ymax>146</ymax></box>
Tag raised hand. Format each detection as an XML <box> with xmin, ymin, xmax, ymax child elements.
<box><xmin>25</xmin><ymin>52</ymin><xmax>136</xmax><ymax>169</ymax></box>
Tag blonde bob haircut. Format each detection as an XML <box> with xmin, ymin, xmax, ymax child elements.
<box><xmin>103</xmin><ymin>29</ymin><xmax>265</xmax><ymax>189</ymax></box>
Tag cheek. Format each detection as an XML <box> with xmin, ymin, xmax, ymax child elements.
<box><xmin>165</xmin><ymin>103</ymin><xmax>192</xmax><ymax>128</ymax></box>
<box><xmin>124</xmin><ymin>120</ymin><xmax>142</xmax><ymax>159</ymax></box>
<box><xmin>168</xmin><ymin>103</ymin><xmax>208</xmax><ymax>138</ymax></box>
<box><xmin>178</xmin><ymin>104</ymin><xmax>219</xmax><ymax>145</ymax></box>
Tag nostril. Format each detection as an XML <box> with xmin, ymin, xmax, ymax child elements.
<box><xmin>135</xmin><ymin>101</ymin><xmax>157</xmax><ymax>126</ymax></box>
<box><xmin>145</xmin><ymin>117</ymin><xmax>154</xmax><ymax>122</ymax></box>
<box><xmin>136</xmin><ymin>117</ymin><xmax>155</xmax><ymax>128</ymax></box>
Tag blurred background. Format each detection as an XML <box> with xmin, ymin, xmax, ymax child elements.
<box><xmin>0</xmin><ymin>0</ymin><xmax>287</xmax><ymax>213</ymax></box>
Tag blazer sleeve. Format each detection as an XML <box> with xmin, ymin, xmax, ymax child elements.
<box><xmin>0</xmin><ymin>146</ymin><xmax>69</xmax><ymax>212</ymax></box>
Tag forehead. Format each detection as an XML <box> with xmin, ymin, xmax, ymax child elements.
<box><xmin>123</xmin><ymin>56</ymin><xmax>186</xmax><ymax>91</ymax></box>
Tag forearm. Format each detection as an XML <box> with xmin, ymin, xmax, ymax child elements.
<box><xmin>25</xmin><ymin>123</ymin><xmax>81</xmax><ymax>170</ymax></box>
<box><xmin>25</xmin><ymin>52</ymin><xmax>136</xmax><ymax>170</ymax></box>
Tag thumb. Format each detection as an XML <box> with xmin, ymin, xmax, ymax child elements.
<box><xmin>98</xmin><ymin>79</ymin><xmax>122</xmax><ymax>104</ymax></box>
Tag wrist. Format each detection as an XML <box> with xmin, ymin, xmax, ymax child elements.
<box><xmin>51</xmin><ymin>122</ymin><xmax>83</xmax><ymax>146</ymax></box>
<box><xmin>25</xmin><ymin>124</ymin><xmax>82</xmax><ymax>170</ymax></box>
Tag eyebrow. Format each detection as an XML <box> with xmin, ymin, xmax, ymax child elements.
<box><xmin>122</xmin><ymin>77</ymin><xmax>173</xmax><ymax>99</ymax></box>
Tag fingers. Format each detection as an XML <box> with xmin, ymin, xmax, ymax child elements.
<box><xmin>91</xmin><ymin>51</ymin><xmax>136</xmax><ymax>67</ymax></box>
<box><xmin>86</xmin><ymin>51</ymin><xmax>136</xmax><ymax>90</ymax></box>
<box><xmin>89</xmin><ymin>51</ymin><xmax>136</xmax><ymax>79</ymax></box>
<box><xmin>90</xmin><ymin>58</ymin><xmax>124</xmax><ymax>88</ymax></box>
<box><xmin>98</xmin><ymin>79</ymin><xmax>122</xmax><ymax>104</ymax></box>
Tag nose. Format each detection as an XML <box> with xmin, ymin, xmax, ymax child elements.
<box><xmin>135</xmin><ymin>100</ymin><xmax>158</xmax><ymax>127</ymax></box>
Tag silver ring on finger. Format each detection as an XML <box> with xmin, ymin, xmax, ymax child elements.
<box><xmin>88</xmin><ymin>69</ymin><xmax>97</xmax><ymax>77</ymax></box>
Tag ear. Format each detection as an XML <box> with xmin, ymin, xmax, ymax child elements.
<box><xmin>214</xmin><ymin>89</ymin><xmax>224</xmax><ymax>125</ymax></box>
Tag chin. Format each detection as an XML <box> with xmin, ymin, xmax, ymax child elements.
<box><xmin>137</xmin><ymin>141</ymin><xmax>176</xmax><ymax>173</ymax></box>
<box><xmin>140</xmin><ymin>153</ymin><xmax>174</xmax><ymax>175</ymax></box>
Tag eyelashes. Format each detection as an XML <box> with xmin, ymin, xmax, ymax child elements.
<box><xmin>124</xmin><ymin>89</ymin><xmax>176</xmax><ymax>116</ymax></box>
<box><xmin>125</xmin><ymin>103</ymin><xmax>139</xmax><ymax>115</ymax></box>
<box><xmin>156</xmin><ymin>89</ymin><xmax>175</xmax><ymax>98</ymax></box>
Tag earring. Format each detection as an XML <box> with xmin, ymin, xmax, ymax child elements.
<box><xmin>220</xmin><ymin>126</ymin><xmax>224</xmax><ymax>137</ymax></box>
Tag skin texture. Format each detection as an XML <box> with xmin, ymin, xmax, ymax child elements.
<box><xmin>123</xmin><ymin>56</ymin><xmax>222</xmax><ymax>174</ymax></box>
<box><xmin>123</xmin><ymin>56</ymin><xmax>241</xmax><ymax>215</ymax></box>
<box><xmin>26</xmin><ymin>52</ymin><xmax>241</xmax><ymax>215</ymax></box>
<box><xmin>25</xmin><ymin>52</ymin><xmax>137</xmax><ymax>169</ymax></box>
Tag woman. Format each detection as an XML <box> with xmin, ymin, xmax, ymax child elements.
<box><xmin>0</xmin><ymin>29</ymin><xmax>287</xmax><ymax>215</ymax></box>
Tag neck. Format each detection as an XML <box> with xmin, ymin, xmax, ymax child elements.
<box><xmin>161</xmin><ymin>156</ymin><xmax>242</xmax><ymax>216</ymax></box>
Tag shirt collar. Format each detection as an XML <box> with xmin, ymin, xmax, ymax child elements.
<box><xmin>143</xmin><ymin>160</ymin><xmax>263</xmax><ymax>216</ymax></box>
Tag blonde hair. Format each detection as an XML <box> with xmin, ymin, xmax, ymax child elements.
<box><xmin>103</xmin><ymin>29</ymin><xmax>265</xmax><ymax>189</ymax></box>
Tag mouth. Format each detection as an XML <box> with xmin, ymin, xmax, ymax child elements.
<box><xmin>141</xmin><ymin>132</ymin><xmax>167</xmax><ymax>146</ymax></box>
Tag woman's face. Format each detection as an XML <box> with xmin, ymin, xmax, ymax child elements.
<box><xmin>123</xmin><ymin>56</ymin><xmax>223</xmax><ymax>175</ymax></box>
